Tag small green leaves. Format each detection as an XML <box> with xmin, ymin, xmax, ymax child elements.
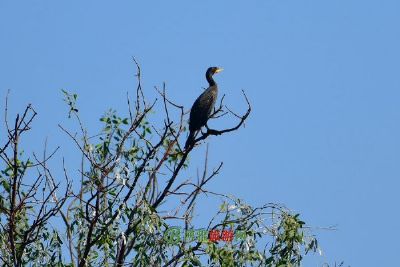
<box><xmin>122</xmin><ymin>118</ymin><xmax>129</xmax><ymax>124</ymax></box>
<box><xmin>0</xmin><ymin>178</ymin><xmax>11</xmax><ymax>193</ymax></box>
<box><xmin>61</xmin><ymin>89</ymin><xmax>79</xmax><ymax>118</ymax></box>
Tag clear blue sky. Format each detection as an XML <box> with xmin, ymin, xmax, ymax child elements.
<box><xmin>1</xmin><ymin>1</ymin><xmax>399</xmax><ymax>266</ymax></box>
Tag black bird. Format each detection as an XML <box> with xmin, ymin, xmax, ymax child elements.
<box><xmin>185</xmin><ymin>67</ymin><xmax>223</xmax><ymax>149</ymax></box>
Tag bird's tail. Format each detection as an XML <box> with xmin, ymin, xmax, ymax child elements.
<box><xmin>185</xmin><ymin>131</ymin><xmax>196</xmax><ymax>149</ymax></box>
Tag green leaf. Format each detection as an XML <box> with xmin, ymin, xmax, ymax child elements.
<box><xmin>1</xmin><ymin>179</ymin><xmax>10</xmax><ymax>193</ymax></box>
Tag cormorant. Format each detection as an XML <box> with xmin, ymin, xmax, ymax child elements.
<box><xmin>185</xmin><ymin>66</ymin><xmax>223</xmax><ymax>149</ymax></box>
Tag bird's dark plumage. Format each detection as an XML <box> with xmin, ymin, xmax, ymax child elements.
<box><xmin>185</xmin><ymin>67</ymin><xmax>223</xmax><ymax>149</ymax></box>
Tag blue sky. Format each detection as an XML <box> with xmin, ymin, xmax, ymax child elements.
<box><xmin>1</xmin><ymin>1</ymin><xmax>400</xmax><ymax>266</ymax></box>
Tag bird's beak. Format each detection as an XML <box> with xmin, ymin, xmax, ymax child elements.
<box><xmin>215</xmin><ymin>67</ymin><xmax>223</xmax><ymax>73</ymax></box>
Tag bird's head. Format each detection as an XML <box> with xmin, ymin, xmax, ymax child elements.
<box><xmin>206</xmin><ymin>67</ymin><xmax>223</xmax><ymax>76</ymax></box>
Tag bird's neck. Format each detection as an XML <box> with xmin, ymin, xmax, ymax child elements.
<box><xmin>206</xmin><ymin>73</ymin><xmax>216</xmax><ymax>86</ymax></box>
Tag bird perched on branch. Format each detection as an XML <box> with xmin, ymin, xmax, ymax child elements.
<box><xmin>185</xmin><ymin>66</ymin><xmax>223</xmax><ymax>149</ymax></box>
